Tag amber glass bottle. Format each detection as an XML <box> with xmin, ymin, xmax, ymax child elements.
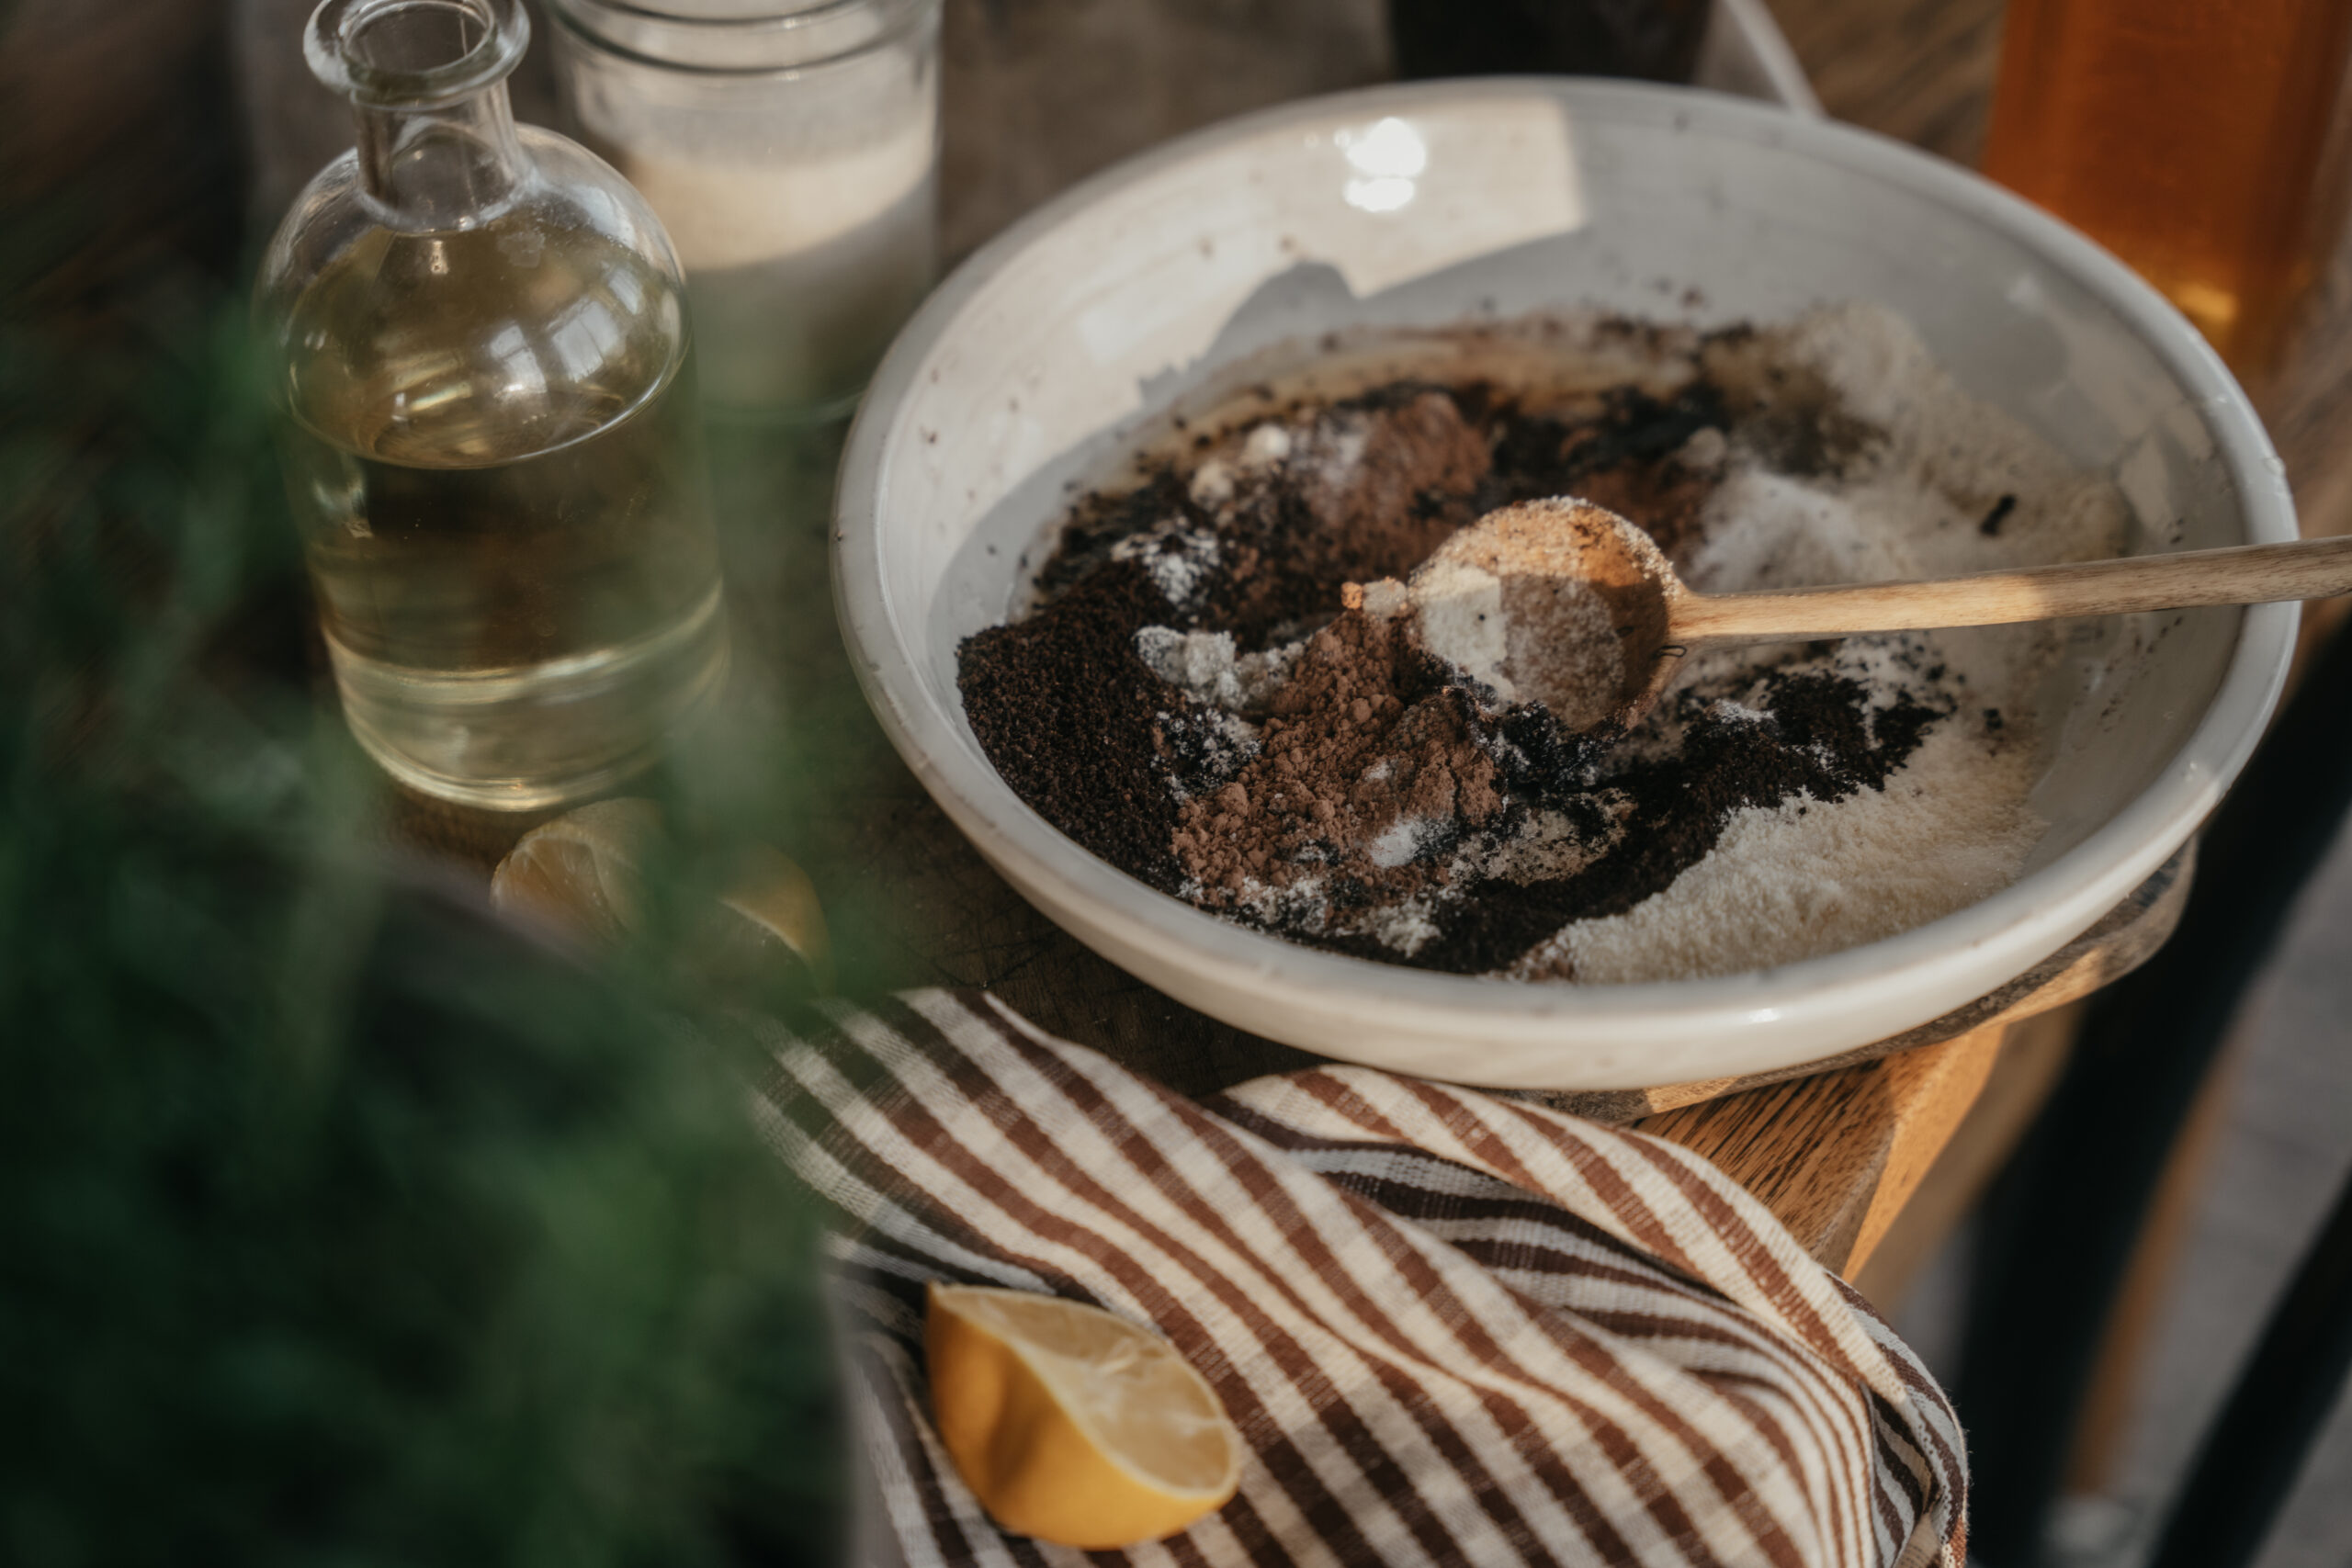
<box><xmin>1984</xmin><ymin>0</ymin><xmax>2352</xmax><ymax>378</ymax></box>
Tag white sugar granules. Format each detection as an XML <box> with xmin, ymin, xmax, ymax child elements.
<box><xmin>1133</xmin><ymin>626</ymin><xmax>1299</xmax><ymax>712</ymax></box>
<box><xmin>1363</xmin><ymin>898</ymin><xmax>1444</xmax><ymax>957</ymax></box>
<box><xmin>1114</xmin><ymin>522</ymin><xmax>1223</xmax><ymax>612</ymax></box>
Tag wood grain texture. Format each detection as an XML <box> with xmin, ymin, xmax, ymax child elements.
<box><xmin>1633</xmin><ymin>1022</ymin><xmax>1998</xmax><ymax>1271</ymax></box>
<box><xmin>1634</xmin><ymin>1031</ymin><xmax>1939</xmax><ymax>1269</ymax></box>
<box><xmin>1676</xmin><ymin>536</ymin><xmax>2352</xmax><ymax>644</ymax></box>
<box><xmin>1849</xmin><ymin>1000</ymin><xmax>2084</xmax><ymax>1306</ymax></box>
<box><xmin>1844</xmin><ymin>1006</ymin><xmax>2088</xmax><ymax>1316</ymax></box>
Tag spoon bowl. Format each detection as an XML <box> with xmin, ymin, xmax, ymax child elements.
<box><xmin>1402</xmin><ymin>498</ymin><xmax>1683</xmax><ymax>733</ymax></box>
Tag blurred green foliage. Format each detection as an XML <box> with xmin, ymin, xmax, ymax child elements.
<box><xmin>0</xmin><ymin>18</ymin><xmax>848</xmax><ymax>1562</ymax></box>
<box><xmin>0</xmin><ymin>771</ymin><xmax>847</xmax><ymax>1566</ymax></box>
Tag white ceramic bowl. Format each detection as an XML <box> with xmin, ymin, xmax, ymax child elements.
<box><xmin>833</xmin><ymin>79</ymin><xmax>2295</xmax><ymax>1089</ymax></box>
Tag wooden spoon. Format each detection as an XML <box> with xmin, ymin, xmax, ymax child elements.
<box><xmin>1391</xmin><ymin>496</ymin><xmax>2352</xmax><ymax>735</ymax></box>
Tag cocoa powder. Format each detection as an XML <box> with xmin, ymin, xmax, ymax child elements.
<box><xmin>1172</xmin><ymin>607</ymin><xmax>1501</xmax><ymax>912</ymax></box>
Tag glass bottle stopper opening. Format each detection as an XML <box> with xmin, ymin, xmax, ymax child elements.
<box><xmin>306</xmin><ymin>0</ymin><xmax>529</xmax><ymax>108</ymax></box>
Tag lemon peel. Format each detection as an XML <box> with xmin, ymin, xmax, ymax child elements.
<box><xmin>925</xmin><ymin>1281</ymin><xmax>1240</xmax><ymax>1549</ymax></box>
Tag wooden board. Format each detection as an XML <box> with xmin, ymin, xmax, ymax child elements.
<box><xmin>1638</xmin><ymin>1019</ymin><xmax>2009</xmax><ymax>1273</ymax></box>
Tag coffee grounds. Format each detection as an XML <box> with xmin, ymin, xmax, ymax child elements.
<box><xmin>1471</xmin><ymin>380</ymin><xmax>1730</xmax><ymax>562</ymax></box>
<box><xmin>1193</xmin><ymin>388</ymin><xmax>1493</xmax><ymax>646</ymax></box>
<box><xmin>956</xmin><ymin>561</ymin><xmax>1188</xmax><ymax>890</ymax></box>
<box><xmin>1030</xmin><ymin>378</ymin><xmax>1724</xmax><ymax>649</ymax></box>
<box><xmin>1392</xmin><ymin>672</ymin><xmax>1944</xmax><ymax>975</ymax></box>
<box><xmin>1152</xmin><ymin>592</ymin><xmax>1945</xmax><ymax>974</ymax></box>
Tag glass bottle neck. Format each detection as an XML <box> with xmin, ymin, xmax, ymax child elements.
<box><xmin>353</xmin><ymin>81</ymin><xmax>528</xmax><ymax>231</ymax></box>
<box><xmin>308</xmin><ymin>0</ymin><xmax>535</xmax><ymax>231</ymax></box>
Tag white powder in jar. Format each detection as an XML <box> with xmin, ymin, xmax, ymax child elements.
<box><xmin>564</xmin><ymin>3</ymin><xmax>942</xmax><ymax>420</ymax></box>
<box><xmin>616</xmin><ymin>107</ymin><xmax>937</xmax><ymax>412</ymax></box>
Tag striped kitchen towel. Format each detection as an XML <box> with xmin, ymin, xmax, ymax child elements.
<box><xmin>745</xmin><ymin>988</ymin><xmax>1966</xmax><ymax>1568</ymax></box>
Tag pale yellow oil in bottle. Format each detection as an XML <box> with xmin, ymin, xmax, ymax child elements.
<box><xmin>277</xmin><ymin>219</ymin><xmax>728</xmax><ymax>808</ymax></box>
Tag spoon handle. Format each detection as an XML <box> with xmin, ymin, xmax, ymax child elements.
<box><xmin>1673</xmin><ymin>535</ymin><xmax>2352</xmax><ymax>646</ymax></box>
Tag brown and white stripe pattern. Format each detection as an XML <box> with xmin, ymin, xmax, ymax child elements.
<box><xmin>745</xmin><ymin>989</ymin><xmax>1966</xmax><ymax>1568</ymax></box>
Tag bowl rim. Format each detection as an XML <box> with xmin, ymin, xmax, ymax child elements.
<box><xmin>832</xmin><ymin>76</ymin><xmax>2296</xmax><ymax>1083</ymax></box>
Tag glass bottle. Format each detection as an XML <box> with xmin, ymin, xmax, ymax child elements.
<box><xmin>257</xmin><ymin>0</ymin><xmax>730</xmax><ymax>811</ymax></box>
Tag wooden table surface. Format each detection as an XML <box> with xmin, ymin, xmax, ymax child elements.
<box><xmin>390</xmin><ymin>0</ymin><xmax>2352</xmax><ymax>1305</ymax></box>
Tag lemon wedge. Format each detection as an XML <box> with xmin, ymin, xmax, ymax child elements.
<box><xmin>490</xmin><ymin>797</ymin><xmax>663</xmax><ymax>946</ymax></box>
<box><xmin>925</xmin><ymin>1281</ymin><xmax>1241</xmax><ymax>1549</ymax></box>
<box><xmin>706</xmin><ymin>841</ymin><xmax>834</xmax><ymax>993</ymax></box>
<box><xmin>491</xmin><ymin>800</ymin><xmax>831</xmax><ymax>991</ymax></box>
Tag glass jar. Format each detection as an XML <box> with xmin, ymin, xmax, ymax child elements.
<box><xmin>256</xmin><ymin>0</ymin><xmax>730</xmax><ymax>812</ymax></box>
<box><xmin>546</xmin><ymin>0</ymin><xmax>943</xmax><ymax>420</ymax></box>
<box><xmin>1984</xmin><ymin>0</ymin><xmax>2352</xmax><ymax>380</ymax></box>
